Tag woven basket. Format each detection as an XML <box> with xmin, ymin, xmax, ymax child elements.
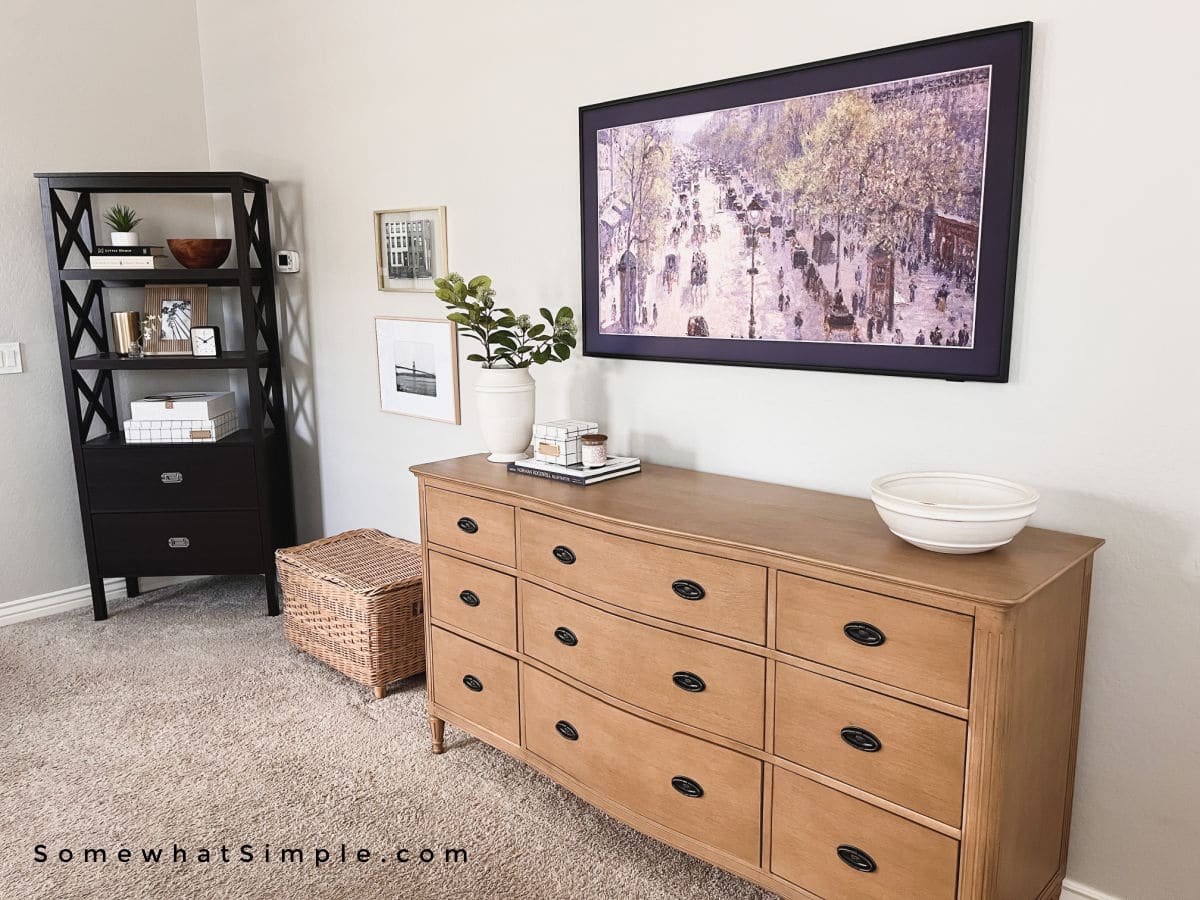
<box><xmin>277</xmin><ymin>529</ymin><xmax>425</xmax><ymax>698</ymax></box>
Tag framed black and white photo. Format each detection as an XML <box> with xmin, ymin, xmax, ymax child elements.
<box><xmin>374</xmin><ymin>207</ymin><xmax>449</xmax><ymax>293</ymax></box>
<box><xmin>580</xmin><ymin>23</ymin><xmax>1031</xmax><ymax>381</ymax></box>
<box><xmin>143</xmin><ymin>285</ymin><xmax>208</xmax><ymax>355</ymax></box>
<box><xmin>375</xmin><ymin>317</ymin><xmax>460</xmax><ymax>423</ymax></box>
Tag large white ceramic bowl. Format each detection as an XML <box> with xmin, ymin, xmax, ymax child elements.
<box><xmin>869</xmin><ymin>472</ymin><xmax>1039</xmax><ymax>554</ymax></box>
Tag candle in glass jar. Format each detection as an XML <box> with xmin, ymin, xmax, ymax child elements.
<box><xmin>580</xmin><ymin>433</ymin><xmax>607</xmax><ymax>468</ymax></box>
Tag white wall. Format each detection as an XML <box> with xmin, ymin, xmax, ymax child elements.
<box><xmin>0</xmin><ymin>0</ymin><xmax>212</xmax><ymax>603</ymax></box>
<box><xmin>193</xmin><ymin>2</ymin><xmax>1196</xmax><ymax>897</ymax></box>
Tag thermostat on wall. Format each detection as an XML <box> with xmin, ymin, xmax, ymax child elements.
<box><xmin>276</xmin><ymin>250</ymin><xmax>300</xmax><ymax>273</ymax></box>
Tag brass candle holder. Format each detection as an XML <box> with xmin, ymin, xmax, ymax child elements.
<box><xmin>111</xmin><ymin>311</ymin><xmax>141</xmax><ymax>356</ymax></box>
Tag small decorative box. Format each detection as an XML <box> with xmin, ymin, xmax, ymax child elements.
<box><xmin>124</xmin><ymin>409</ymin><xmax>239</xmax><ymax>444</ymax></box>
<box><xmin>130</xmin><ymin>391</ymin><xmax>235</xmax><ymax>422</ymax></box>
<box><xmin>533</xmin><ymin>419</ymin><xmax>599</xmax><ymax>466</ymax></box>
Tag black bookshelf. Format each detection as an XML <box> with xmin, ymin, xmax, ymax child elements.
<box><xmin>36</xmin><ymin>171</ymin><xmax>296</xmax><ymax>619</ymax></box>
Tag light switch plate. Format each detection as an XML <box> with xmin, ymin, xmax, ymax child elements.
<box><xmin>0</xmin><ymin>342</ymin><xmax>22</xmax><ymax>374</ymax></box>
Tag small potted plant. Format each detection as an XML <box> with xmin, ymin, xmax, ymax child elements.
<box><xmin>103</xmin><ymin>204</ymin><xmax>143</xmax><ymax>246</ymax></box>
<box><xmin>435</xmin><ymin>273</ymin><xmax>575</xmax><ymax>462</ymax></box>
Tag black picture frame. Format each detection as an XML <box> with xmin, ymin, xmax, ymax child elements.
<box><xmin>579</xmin><ymin>22</ymin><xmax>1032</xmax><ymax>381</ymax></box>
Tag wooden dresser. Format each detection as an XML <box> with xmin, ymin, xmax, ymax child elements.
<box><xmin>410</xmin><ymin>455</ymin><xmax>1102</xmax><ymax>900</ymax></box>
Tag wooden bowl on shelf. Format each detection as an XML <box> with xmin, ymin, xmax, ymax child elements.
<box><xmin>167</xmin><ymin>238</ymin><xmax>232</xmax><ymax>268</ymax></box>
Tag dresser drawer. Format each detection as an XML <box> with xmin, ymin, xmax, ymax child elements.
<box><xmin>521</xmin><ymin>582</ymin><xmax>765</xmax><ymax>747</ymax></box>
<box><xmin>85</xmin><ymin>445</ymin><xmax>257</xmax><ymax>511</ymax></box>
<box><xmin>92</xmin><ymin>511</ymin><xmax>262</xmax><ymax>575</ymax></box>
<box><xmin>430</xmin><ymin>627</ymin><xmax>519</xmax><ymax>745</ymax></box>
<box><xmin>523</xmin><ymin>665</ymin><xmax>762</xmax><ymax>863</ymax></box>
<box><xmin>776</xmin><ymin>573</ymin><xmax>973</xmax><ymax>706</ymax></box>
<box><xmin>771</xmin><ymin>768</ymin><xmax>958</xmax><ymax>900</ymax></box>
<box><xmin>428</xmin><ymin>551</ymin><xmax>517</xmax><ymax>649</ymax></box>
<box><xmin>774</xmin><ymin>663</ymin><xmax>966</xmax><ymax>825</ymax></box>
<box><xmin>425</xmin><ymin>487</ymin><xmax>516</xmax><ymax>566</ymax></box>
<box><xmin>518</xmin><ymin>511</ymin><xmax>767</xmax><ymax>643</ymax></box>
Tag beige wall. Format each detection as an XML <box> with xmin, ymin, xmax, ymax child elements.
<box><xmin>0</xmin><ymin>0</ymin><xmax>212</xmax><ymax>603</ymax></box>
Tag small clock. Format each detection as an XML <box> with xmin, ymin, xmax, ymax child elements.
<box><xmin>189</xmin><ymin>325</ymin><xmax>221</xmax><ymax>358</ymax></box>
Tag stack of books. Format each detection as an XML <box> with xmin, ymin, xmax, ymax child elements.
<box><xmin>89</xmin><ymin>245</ymin><xmax>171</xmax><ymax>269</ymax></box>
<box><xmin>123</xmin><ymin>391</ymin><xmax>239</xmax><ymax>444</ymax></box>
<box><xmin>507</xmin><ymin>455</ymin><xmax>640</xmax><ymax>486</ymax></box>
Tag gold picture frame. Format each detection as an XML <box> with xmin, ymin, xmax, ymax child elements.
<box><xmin>374</xmin><ymin>206</ymin><xmax>448</xmax><ymax>293</ymax></box>
<box><xmin>374</xmin><ymin>316</ymin><xmax>460</xmax><ymax>424</ymax></box>
<box><xmin>143</xmin><ymin>285</ymin><xmax>208</xmax><ymax>355</ymax></box>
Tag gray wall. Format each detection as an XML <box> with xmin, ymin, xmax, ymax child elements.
<box><xmin>0</xmin><ymin>0</ymin><xmax>213</xmax><ymax>603</ymax></box>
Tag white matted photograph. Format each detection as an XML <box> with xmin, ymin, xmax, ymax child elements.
<box><xmin>374</xmin><ymin>206</ymin><xmax>448</xmax><ymax>292</ymax></box>
<box><xmin>375</xmin><ymin>316</ymin><xmax>460</xmax><ymax>423</ymax></box>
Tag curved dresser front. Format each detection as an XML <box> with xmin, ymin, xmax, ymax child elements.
<box><xmin>412</xmin><ymin>454</ymin><xmax>1102</xmax><ymax>900</ymax></box>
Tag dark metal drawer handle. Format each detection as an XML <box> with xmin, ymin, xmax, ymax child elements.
<box><xmin>552</xmin><ymin>545</ymin><xmax>576</xmax><ymax>565</ymax></box>
<box><xmin>462</xmin><ymin>674</ymin><xmax>483</xmax><ymax>692</ymax></box>
<box><xmin>672</xmin><ymin>671</ymin><xmax>706</xmax><ymax>693</ymax></box>
<box><xmin>836</xmin><ymin>844</ymin><xmax>877</xmax><ymax>873</ymax></box>
<box><xmin>456</xmin><ymin>517</ymin><xmax>478</xmax><ymax>534</ymax></box>
<box><xmin>459</xmin><ymin>589</ymin><xmax>480</xmax><ymax>608</ymax></box>
<box><xmin>671</xmin><ymin>579</ymin><xmax>705</xmax><ymax>601</ymax></box>
<box><xmin>160</xmin><ymin>471</ymin><xmax>183</xmax><ymax>484</ymax></box>
<box><xmin>840</xmin><ymin>726</ymin><xmax>882</xmax><ymax>753</ymax></box>
<box><xmin>167</xmin><ymin>537</ymin><xmax>190</xmax><ymax>549</ymax></box>
<box><xmin>555</xmin><ymin>720</ymin><xmax>579</xmax><ymax>741</ymax></box>
<box><xmin>844</xmin><ymin>621</ymin><xmax>886</xmax><ymax>647</ymax></box>
<box><xmin>671</xmin><ymin>776</ymin><xmax>704</xmax><ymax>798</ymax></box>
<box><xmin>554</xmin><ymin>627</ymin><xmax>578</xmax><ymax>647</ymax></box>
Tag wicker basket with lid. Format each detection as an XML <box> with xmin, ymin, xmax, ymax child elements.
<box><xmin>277</xmin><ymin>529</ymin><xmax>425</xmax><ymax>698</ymax></box>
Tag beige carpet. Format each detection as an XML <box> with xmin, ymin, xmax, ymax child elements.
<box><xmin>0</xmin><ymin>577</ymin><xmax>776</xmax><ymax>900</ymax></box>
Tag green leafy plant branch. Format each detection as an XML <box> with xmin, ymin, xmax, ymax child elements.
<box><xmin>434</xmin><ymin>273</ymin><xmax>576</xmax><ymax>369</ymax></box>
<box><xmin>103</xmin><ymin>204</ymin><xmax>142</xmax><ymax>232</ymax></box>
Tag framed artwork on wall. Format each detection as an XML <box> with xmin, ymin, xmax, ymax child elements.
<box><xmin>580</xmin><ymin>22</ymin><xmax>1032</xmax><ymax>381</ymax></box>
<box><xmin>375</xmin><ymin>316</ymin><xmax>460</xmax><ymax>424</ymax></box>
<box><xmin>142</xmin><ymin>284</ymin><xmax>208</xmax><ymax>355</ymax></box>
<box><xmin>374</xmin><ymin>207</ymin><xmax>449</xmax><ymax>293</ymax></box>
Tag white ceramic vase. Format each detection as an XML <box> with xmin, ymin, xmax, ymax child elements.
<box><xmin>475</xmin><ymin>366</ymin><xmax>535</xmax><ymax>462</ymax></box>
<box><xmin>110</xmin><ymin>231</ymin><xmax>140</xmax><ymax>246</ymax></box>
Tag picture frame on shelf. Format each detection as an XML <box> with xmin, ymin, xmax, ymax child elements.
<box><xmin>374</xmin><ymin>316</ymin><xmax>460</xmax><ymax>424</ymax></box>
<box><xmin>374</xmin><ymin>206</ymin><xmax>448</xmax><ymax>293</ymax></box>
<box><xmin>579</xmin><ymin>22</ymin><xmax>1032</xmax><ymax>381</ymax></box>
<box><xmin>142</xmin><ymin>284</ymin><xmax>208</xmax><ymax>355</ymax></box>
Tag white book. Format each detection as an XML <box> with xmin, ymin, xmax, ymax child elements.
<box><xmin>89</xmin><ymin>255</ymin><xmax>172</xmax><ymax>269</ymax></box>
<box><xmin>512</xmin><ymin>455</ymin><xmax>640</xmax><ymax>478</ymax></box>
<box><xmin>130</xmin><ymin>391</ymin><xmax>236</xmax><ymax>421</ymax></box>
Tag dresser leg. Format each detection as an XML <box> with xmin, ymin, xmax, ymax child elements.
<box><xmin>429</xmin><ymin>716</ymin><xmax>445</xmax><ymax>754</ymax></box>
<box><xmin>264</xmin><ymin>567</ymin><xmax>281</xmax><ymax>616</ymax></box>
<box><xmin>125</xmin><ymin>577</ymin><xmax>140</xmax><ymax>598</ymax></box>
<box><xmin>90</xmin><ymin>576</ymin><xmax>108</xmax><ymax>621</ymax></box>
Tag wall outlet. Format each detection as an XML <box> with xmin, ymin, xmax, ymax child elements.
<box><xmin>0</xmin><ymin>342</ymin><xmax>22</xmax><ymax>374</ymax></box>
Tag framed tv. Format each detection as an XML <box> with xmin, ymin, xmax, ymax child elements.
<box><xmin>580</xmin><ymin>22</ymin><xmax>1032</xmax><ymax>381</ymax></box>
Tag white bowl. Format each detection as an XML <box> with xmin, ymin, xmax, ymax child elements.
<box><xmin>869</xmin><ymin>472</ymin><xmax>1039</xmax><ymax>554</ymax></box>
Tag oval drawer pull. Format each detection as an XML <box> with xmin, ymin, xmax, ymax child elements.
<box><xmin>553</xmin><ymin>627</ymin><xmax>578</xmax><ymax>647</ymax></box>
<box><xmin>843</xmin><ymin>621</ymin><xmax>886</xmax><ymax>647</ymax></box>
<box><xmin>840</xmin><ymin>726</ymin><xmax>882</xmax><ymax>753</ymax></box>
<box><xmin>462</xmin><ymin>674</ymin><xmax>484</xmax><ymax>692</ymax></box>
<box><xmin>555</xmin><ymin>720</ymin><xmax>579</xmax><ymax>741</ymax></box>
<box><xmin>456</xmin><ymin>517</ymin><xmax>479</xmax><ymax>534</ymax></box>
<box><xmin>671</xmin><ymin>776</ymin><xmax>704</xmax><ymax>799</ymax></box>
<box><xmin>459</xmin><ymin>589</ymin><xmax>480</xmax><ymax>607</ymax></box>
<box><xmin>836</xmin><ymin>844</ymin><xmax>877</xmax><ymax>873</ymax></box>
<box><xmin>671</xmin><ymin>579</ymin><xmax>705</xmax><ymax>601</ymax></box>
<box><xmin>672</xmin><ymin>671</ymin><xmax>706</xmax><ymax>693</ymax></box>
<box><xmin>167</xmin><ymin>537</ymin><xmax>190</xmax><ymax>549</ymax></box>
<box><xmin>552</xmin><ymin>545</ymin><xmax>576</xmax><ymax>565</ymax></box>
<box><xmin>160</xmin><ymin>471</ymin><xmax>183</xmax><ymax>484</ymax></box>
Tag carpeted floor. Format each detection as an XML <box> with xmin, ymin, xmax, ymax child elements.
<box><xmin>0</xmin><ymin>577</ymin><xmax>776</xmax><ymax>900</ymax></box>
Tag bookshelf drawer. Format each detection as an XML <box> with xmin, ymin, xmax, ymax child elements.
<box><xmin>85</xmin><ymin>445</ymin><xmax>257</xmax><ymax>512</ymax></box>
<box><xmin>92</xmin><ymin>511</ymin><xmax>262</xmax><ymax>576</ymax></box>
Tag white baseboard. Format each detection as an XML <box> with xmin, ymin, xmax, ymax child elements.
<box><xmin>1063</xmin><ymin>878</ymin><xmax>1122</xmax><ymax>900</ymax></box>
<box><xmin>0</xmin><ymin>575</ymin><xmax>202</xmax><ymax>627</ymax></box>
<box><xmin>0</xmin><ymin>578</ymin><xmax>126</xmax><ymax>626</ymax></box>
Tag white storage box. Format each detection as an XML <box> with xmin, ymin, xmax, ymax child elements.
<box><xmin>124</xmin><ymin>409</ymin><xmax>239</xmax><ymax>444</ymax></box>
<box><xmin>533</xmin><ymin>419</ymin><xmax>599</xmax><ymax>466</ymax></box>
<box><xmin>130</xmin><ymin>391</ymin><xmax>236</xmax><ymax>422</ymax></box>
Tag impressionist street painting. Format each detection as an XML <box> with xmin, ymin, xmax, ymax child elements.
<box><xmin>596</xmin><ymin>67</ymin><xmax>989</xmax><ymax>348</ymax></box>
